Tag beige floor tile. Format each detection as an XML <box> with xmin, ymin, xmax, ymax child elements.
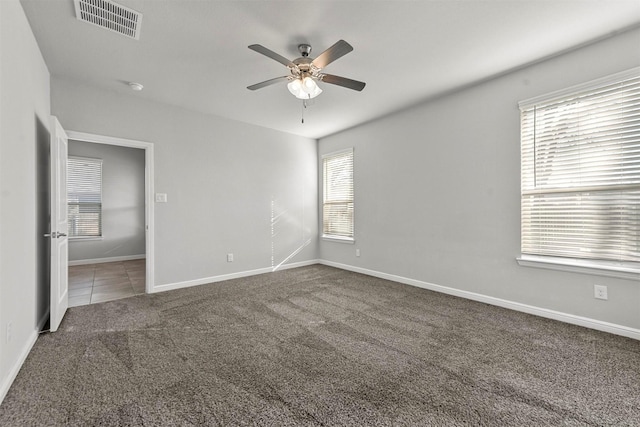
<box><xmin>93</xmin><ymin>274</ymin><xmax>129</xmax><ymax>286</ymax></box>
<box><xmin>69</xmin><ymin>271</ymin><xmax>94</xmax><ymax>281</ymax></box>
<box><xmin>69</xmin><ymin>266</ymin><xmax>92</xmax><ymax>272</ymax></box>
<box><xmin>95</xmin><ymin>263</ymin><xmax>125</xmax><ymax>269</ymax></box>
<box><xmin>69</xmin><ymin>280</ymin><xmax>93</xmax><ymax>290</ymax></box>
<box><xmin>92</xmin><ymin>281</ymin><xmax>133</xmax><ymax>292</ymax></box>
<box><xmin>93</xmin><ymin>273</ymin><xmax>129</xmax><ymax>283</ymax></box>
<box><xmin>69</xmin><ymin>294</ymin><xmax>91</xmax><ymax>307</ymax></box>
<box><xmin>91</xmin><ymin>286</ymin><xmax>134</xmax><ymax>297</ymax></box>
<box><xmin>127</xmin><ymin>273</ymin><xmax>145</xmax><ymax>282</ymax></box>
<box><xmin>94</xmin><ymin>270</ymin><xmax>126</xmax><ymax>277</ymax></box>
<box><xmin>68</xmin><ymin>260</ymin><xmax>145</xmax><ymax>307</ymax></box>
<box><xmin>124</xmin><ymin>260</ymin><xmax>145</xmax><ymax>267</ymax></box>
<box><xmin>69</xmin><ymin>287</ymin><xmax>92</xmax><ymax>297</ymax></box>
<box><xmin>94</xmin><ymin>266</ymin><xmax>126</xmax><ymax>273</ymax></box>
<box><xmin>132</xmin><ymin>284</ymin><xmax>146</xmax><ymax>293</ymax></box>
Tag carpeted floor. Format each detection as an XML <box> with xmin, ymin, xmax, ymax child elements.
<box><xmin>1</xmin><ymin>265</ymin><xmax>639</xmax><ymax>426</ymax></box>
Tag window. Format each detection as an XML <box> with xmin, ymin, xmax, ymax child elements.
<box><xmin>323</xmin><ymin>149</ymin><xmax>354</xmax><ymax>241</ymax></box>
<box><xmin>519</xmin><ymin>68</ymin><xmax>640</xmax><ymax>272</ymax></box>
<box><xmin>67</xmin><ymin>156</ymin><xmax>103</xmax><ymax>238</ymax></box>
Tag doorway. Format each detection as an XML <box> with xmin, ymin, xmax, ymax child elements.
<box><xmin>64</xmin><ymin>131</ymin><xmax>155</xmax><ymax>305</ymax></box>
<box><xmin>67</xmin><ymin>141</ymin><xmax>146</xmax><ymax>306</ymax></box>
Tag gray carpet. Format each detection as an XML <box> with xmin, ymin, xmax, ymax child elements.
<box><xmin>1</xmin><ymin>265</ymin><xmax>639</xmax><ymax>426</ymax></box>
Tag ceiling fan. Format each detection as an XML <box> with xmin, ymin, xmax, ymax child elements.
<box><xmin>247</xmin><ymin>40</ymin><xmax>366</xmax><ymax>100</ymax></box>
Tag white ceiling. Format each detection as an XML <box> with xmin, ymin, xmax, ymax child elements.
<box><xmin>20</xmin><ymin>0</ymin><xmax>640</xmax><ymax>139</ymax></box>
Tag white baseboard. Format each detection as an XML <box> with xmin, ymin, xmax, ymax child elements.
<box><xmin>319</xmin><ymin>260</ymin><xmax>640</xmax><ymax>341</ymax></box>
<box><xmin>0</xmin><ymin>325</ymin><xmax>44</xmax><ymax>405</ymax></box>
<box><xmin>152</xmin><ymin>259</ymin><xmax>320</xmax><ymax>294</ymax></box>
<box><xmin>0</xmin><ymin>309</ymin><xmax>49</xmax><ymax>404</ymax></box>
<box><xmin>68</xmin><ymin>254</ymin><xmax>146</xmax><ymax>266</ymax></box>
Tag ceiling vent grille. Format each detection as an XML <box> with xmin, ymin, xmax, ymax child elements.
<box><xmin>74</xmin><ymin>0</ymin><xmax>143</xmax><ymax>40</ymax></box>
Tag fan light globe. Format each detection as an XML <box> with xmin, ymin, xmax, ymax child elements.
<box><xmin>288</xmin><ymin>79</ymin><xmax>301</xmax><ymax>92</ymax></box>
<box><xmin>288</xmin><ymin>77</ymin><xmax>322</xmax><ymax>99</ymax></box>
<box><xmin>302</xmin><ymin>77</ymin><xmax>317</xmax><ymax>93</ymax></box>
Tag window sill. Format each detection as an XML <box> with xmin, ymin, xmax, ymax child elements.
<box><xmin>69</xmin><ymin>236</ymin><xmax>103</xmax><ymax>242</ymax></box>
<box><xmin>516</xmin><ymin>255</ymin><xmax>640</xmax><ymax>281</ymax></box>
<box><xmin>322</xmin><ymin>235</ymin><xmax>355</xmax><ymax>244</ymax></box>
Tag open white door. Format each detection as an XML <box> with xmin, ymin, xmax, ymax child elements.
<box><xmin>50</xmin><ymin>116</ymin><xmax>69</xmax><ymax>332</ymax></box>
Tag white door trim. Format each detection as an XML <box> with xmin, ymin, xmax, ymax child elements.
<box><xmin>65</xmin><ymin>131</ymin><xmax>155</xmax><ymax>293</ymax></box>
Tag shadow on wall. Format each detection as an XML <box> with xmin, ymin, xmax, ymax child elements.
<box><xmin>35</xmin><ymin>115</ymin><xmax>50</xmax><ymax>330</ymax></box>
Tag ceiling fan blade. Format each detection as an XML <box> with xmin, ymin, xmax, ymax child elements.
<box><xmin>312</xmin><ymin>40</ymin><xmax>353</xmax><ymax>69</ymax></box>
<box><xmin>320</xmin><ymin>74</ymin><xmax>366</xmax><ymax>91</ymax></box>
<box><xmin>248</xmin><ymin>44</ymin><xmax>295</xmax><ymax>67</ymax></box>
<box><xmin>247</xmin><ymin>76</ymin><xmax>290</xmax><ymax>91</ymax></box>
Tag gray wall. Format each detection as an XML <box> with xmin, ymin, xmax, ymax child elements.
<box><xmin>52</xmin><ymin>78</ymin><xmax>319</xmax><ymax>287</ymax></box>
<box><xmin>68</xmin><ymin>141</ymin><xmax>146</xmax><ymax>262</ymax></box>
<box><xmin>0</xmin><ymin>0</ymin><xmax>51</xmax><ymax>400</ymax></box>
<box><xmin>319</xmin><ymin>28</ymin><xmax>640</xmax><ymax>330</ymax></box>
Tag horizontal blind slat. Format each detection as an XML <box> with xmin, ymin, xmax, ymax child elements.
<box><xmin>67</xmin><ymin>157</ymin><xmax>102</xmax><ymax>238</ymax></box>
<box><xmin>323</xmin><ymin>150</ymin><xmax>354</xmax><ymax>238</ymax></box>
<box><xmin>521</xmin><ymin>70</ymin><xmax>640</xmax><ymax>263</ymax></box>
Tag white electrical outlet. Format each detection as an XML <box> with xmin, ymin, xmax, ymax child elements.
<box><xmin>594</xmin><ymin>285</ymin><xmax>608</xmax><ymax>300</ymax></box>
<box><xmin>155</xmin><ymin>193</ymin><xmax>167</xmax><ymax>203</ymax></box>
<box><xmin>6</xmin><ymin>322</ymin><xmax>12</xmax><ymax>343</ymax></box>
<box><xmin>356</xmin><ymin>249</ymin><xmax>360</xmax><ymax>257</ymax></box>
<box><xmin>227</xmin><ymin>253</ymin><xmax>234</xmax><ymax>262</ymax></box>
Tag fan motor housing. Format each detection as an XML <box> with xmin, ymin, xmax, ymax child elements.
<box><xmin>293</xmin><ymin>57</ymin><xmax>313</xmax><ymax>68</ymax></box>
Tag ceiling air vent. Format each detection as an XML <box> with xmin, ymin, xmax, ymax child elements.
<box><xmin>74</xmin><ymin>0</ymin><xmax>143</xmax><ymax>40</ymax></box>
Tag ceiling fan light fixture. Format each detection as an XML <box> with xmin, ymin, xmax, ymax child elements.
<box><xmin>249</xmin><ymin>40</ymin><xmax>364</xmax><ymax>102</ymax></box>
<box><xmin>288</xmin><ymin>77</ymin><xmax>322</xmax><ymax>99</ymax></box>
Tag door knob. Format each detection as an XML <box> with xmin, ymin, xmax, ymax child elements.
<box><xmin>44</xmin><ymin>232</ymin><xmax>67</xmax><ymax>238</ymax></box>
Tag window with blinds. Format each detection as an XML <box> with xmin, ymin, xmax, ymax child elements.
<box><xmin>68</xmin><ymin>156</ymin><xmax>103</xmax><ymax>238</ymax></box>
<box><xmin>323</xmin><ymin>149</ymin><xmax>354</xmax><ymax>240</ymax></box>
<box><xmin>519</xmin><ymin>68</ymin><xmax>640</xmax><ymax>264</ymax></box>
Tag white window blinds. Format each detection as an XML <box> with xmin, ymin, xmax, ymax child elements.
<box><xmin>68</xmin><ymin>156</ymin><xmax>103</xmax><ymax>238</ymax></box>
<box><xmin>520</xmin><ymin>68</ymin><xmax>640</xmax><ymax>263</ymax></box>
<box><xmin>323</xmin><ymin>149</ymin><xmax>354</xmax><ymax>239</ymax></box>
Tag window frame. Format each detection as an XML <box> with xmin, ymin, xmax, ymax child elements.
<box><xmin>322</xmin><ymin>148</ymin><xmax>355</xmax><ymax>243</ymax></box>
<box><xmin>517</xmin><ymin>67</ymin><xmax>640</xmax><ymax>280</ymax></box>
<box><xmin>67</xmin><ymin>155</ymin><xmax>103</xmax><ymax>240</ymax></box>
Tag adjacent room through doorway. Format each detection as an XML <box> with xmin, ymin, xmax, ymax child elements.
<box><xmin>66</xmin><ymin>140</ymin><xmax>147</xmax><ymax>306</ymax></box>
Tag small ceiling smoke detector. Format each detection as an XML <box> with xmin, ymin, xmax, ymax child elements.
<box><xmin>74</xmin><ymin>0</ymin><xmax>143</xmax><ymax>40</ymax></box>
<box><xmin>129</xmin><ymin>82</ymin><xmax>144</xmax><ymax>91</ymax></box>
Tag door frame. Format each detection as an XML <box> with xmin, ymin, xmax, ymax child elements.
<box><xmin>65</xmin><ymin>130</ymin><xmax>155</xmax><ymax>293</ymax></box>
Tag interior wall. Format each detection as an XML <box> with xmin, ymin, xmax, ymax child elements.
<box><xmin>319</xmin><ymin>28</ymin><xmax>640</xmax><ymax>331</ymax></box>
<box><xmin>51</xmin><ymin>78</ymin><xmax>319</xmax><ymax>287</ymax></box>
<box><xmin>68</xmin><ymin>140</ymin><xmax>146</xmax><ymax>262</ymax></box>
<box><xmin>0</xmin><ymin>0</ymin><xmax>51</xmax><ymax>401</ymax></box>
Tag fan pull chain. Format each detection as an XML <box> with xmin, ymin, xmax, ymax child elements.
<box><xmin>301</xmin><ymin>99</ymin><xmax>308</xmax><ymax>124</ymax></box>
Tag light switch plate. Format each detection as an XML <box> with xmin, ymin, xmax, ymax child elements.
<box><xmin>155</xmin><ymin>193</ymin><xmax>167</xmax><ymax>203</ymax></box>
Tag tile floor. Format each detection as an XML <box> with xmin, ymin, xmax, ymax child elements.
<box><xmin>68</xmin><ymin>259</ymin><xmax>146</xmax><ymax>307</ymax></box>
